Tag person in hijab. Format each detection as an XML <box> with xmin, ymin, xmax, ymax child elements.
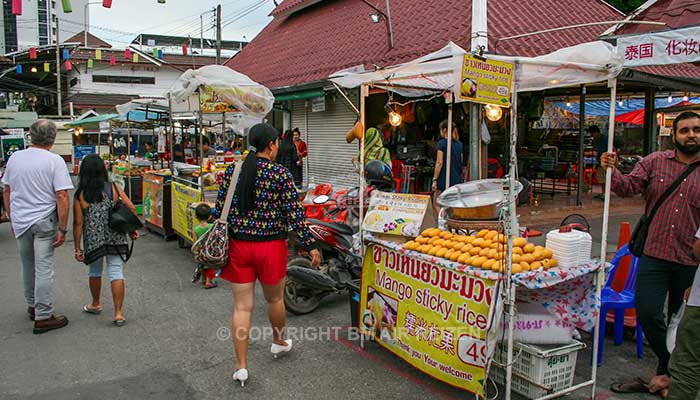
<box><xmin>363</xmin><ymin>127</ymin><xmax>391</xmax><ymax>166</ymax></box>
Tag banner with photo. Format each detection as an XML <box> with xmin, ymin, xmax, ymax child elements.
<box><xmin>360</xmin><ymin>243</ymin><xmax>497</xmax><ymax>396</ymax></box>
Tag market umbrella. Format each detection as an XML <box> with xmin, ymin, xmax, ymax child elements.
<box><xmin>615</xmin><ymin>109</ymin><xmax>645</xmax><ymax>125</ymax></box>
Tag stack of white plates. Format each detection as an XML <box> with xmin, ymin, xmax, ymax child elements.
<box><xmin>546</xmin><ymin>229</ymin><xmax>592</xmax><ymax>268</ymax></box>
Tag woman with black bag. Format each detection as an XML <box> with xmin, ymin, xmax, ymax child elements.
<box><xmin>73</xmin><ymin>154</ymin><xmax>139</xmax><ymax>327</ymax></box>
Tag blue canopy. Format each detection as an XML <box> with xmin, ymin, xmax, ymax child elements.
<box><xmin>552</xmin><ymin>97</ymin><xmax>700</xmax><ymax>116</ymax></box>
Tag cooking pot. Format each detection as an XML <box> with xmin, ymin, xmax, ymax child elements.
<box><xmin>437</xmin><ymin>179</ymin><xmax>523</xmax><ymax>220</ymax></box>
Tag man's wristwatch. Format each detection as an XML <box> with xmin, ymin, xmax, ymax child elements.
<box><xmin>58</xmin><ymin>227</ymin><xmax>68</xmax><ymax>235</ymax></box>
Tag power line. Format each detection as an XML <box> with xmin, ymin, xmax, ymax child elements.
<box><xmin>220</xmin><ymin>0</ymin><xmax>270</xmax><ymax>29</ymax></box>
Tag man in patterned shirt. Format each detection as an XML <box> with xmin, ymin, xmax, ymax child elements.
<box><xmin>602</xmin><ymin>111</ymin><xmax>700</xmax><ymax>396</ymax></box>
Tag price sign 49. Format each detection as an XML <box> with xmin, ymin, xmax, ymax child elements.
<box><xmin>457</xmin><ymin>334</ymin><xmax>487</xmax><ymax>367</ymax></box>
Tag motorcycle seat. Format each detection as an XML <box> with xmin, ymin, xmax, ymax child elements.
<box><xmin>308</xmin><ymin>219</ymin><xmax>354</xmax><ymax>236</ymax></box>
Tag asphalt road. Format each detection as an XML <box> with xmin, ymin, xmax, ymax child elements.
<box><xmin>0</xmin><ymin>214</ymin><xmax>663</xmax><ymax>400</ymax></box>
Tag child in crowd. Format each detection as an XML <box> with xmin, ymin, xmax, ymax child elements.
<box><xmin>191</xmin><ymin>203</ymin><xmax>218</xmax><ymax>289</ymax></box>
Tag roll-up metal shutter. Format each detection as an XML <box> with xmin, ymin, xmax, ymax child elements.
<box><xmin>290</xmin><ymin>90</ymin><xmax>360</xmax><ymax>189</ymax></box>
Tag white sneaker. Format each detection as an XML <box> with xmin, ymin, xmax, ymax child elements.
<box><xmin>271</xmin><ymin>339</ymin><xmax>293</xmax><ymax>358</ymax></box>
<box><xmin>232</xmin><ymin>368</ymin><xmax>248</xmax><ymax>387</ymax></box>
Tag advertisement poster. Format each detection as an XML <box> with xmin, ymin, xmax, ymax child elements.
<box><xmin>143</xmin><ymin>174</ymin><xmax>163</xmax><ymax>228</ymax></box>
<box><xmin>171</xmin><ymin>181</ymin><xmax>201</xmax><ymax>242</ymax></box>
<box><xmin>1</xmin><ymin>136</ymin><xmax>26</xmax><ymax>161</ymax></box>
<box><xmin>199</xmin><ymin>86</ymin><xmax>269</xmax><ymax>114</ymax></box>
<box><xmin>363</xmin><ymin>191</ymin><xmax>430</xmax><ymax>237</ymax></box>
<box><xmin>73</xmin><ymin>145</ymin><xmax>96</xmax><ymax>162</ymax></box>
<box><xmin>360</xmin><ymin>244</ymin><xmax>497</xmax><ymax>397</ymax></box>
<box><xmin>456</xmin><ymin>54</ymin><xmax>513</xmax><ymax>107</ymax></box>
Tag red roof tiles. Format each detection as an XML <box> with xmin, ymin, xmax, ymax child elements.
<box><xmin>614</xmin><ymin>0</ymin><xmax>700</xmax><ymax>35</ymax></box>
<box><xmin>227</xmin><ymin>0</ymin><xmax>622</xmax><ymax>89</ymax></box>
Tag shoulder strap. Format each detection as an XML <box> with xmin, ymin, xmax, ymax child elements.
<box><xmin>111</xmin><ymin>183</ymin><xmax>121</xmax><ymax>204</ymax></box>
<box><xmin>219</xmin><ymin>161</ymin><xmax>244</xmax><ymax>223</ymax></box>
<box><xmin>104</xmin><ymin>182</ymin><xmax>113</xmax><ymax>201</ymax></box>
<box><xmin>647</xmin><ymin>162</ymin><xmax>700</xmax><ymax>221</ymax></box>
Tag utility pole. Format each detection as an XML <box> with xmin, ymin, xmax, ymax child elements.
<box><xmin>56</xmin><ymin>18</ymin><xmax>63</xmax><ymax>116</ymax></box>
<box><xmin>469</xmin><ymin>0</ymin><xmax>488</xmax><ymax>181</ymax></box>
<box><xmin>200</xmin><ymin>13</ymin><xmax>204</xmax><ymax>54</ymax></box>
<box><xmin>215</xmin><ymin>4</ymin><xmax>222</xmax><ymax>64</ymax></box>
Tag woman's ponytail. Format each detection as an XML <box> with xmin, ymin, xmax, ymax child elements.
<box><xmin>236</xmin><ymin>123</ymin><xmax>278</xmax><ymax>213</ymax></box>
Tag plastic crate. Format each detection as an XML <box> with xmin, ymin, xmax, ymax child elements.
<box><xmin>490</xmin><ymin>340</ymin><xmax>585</xmax><ymax>399</ymax></box>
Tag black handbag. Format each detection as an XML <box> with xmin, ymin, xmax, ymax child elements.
<box><xmin>629</xmin><ymin>163</ymin><xmax>700</xmax><ymax>257</ymax></box>
<box><xmin>109</xmin><ymin>183</ymin><xmax>143</xmax><ymax>234</ymax></box>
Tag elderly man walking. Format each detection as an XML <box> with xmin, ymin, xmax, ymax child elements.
<box><xmin>2</xmin><ymin>119</ymin><xmax>73</xmax><ymax>334</ymax></box>
<box><xmin>603</xmin><ymin>111</ymin><xmax>700</xmax><ymax>396</ymax></box>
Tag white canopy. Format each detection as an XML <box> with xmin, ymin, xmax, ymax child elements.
<box><xmin>330</xmin><ymin>41</ymin><xmax>623</xmax><ymax>96</ymax></box>
<box><xmin>167</xmin><ymin>65</ymin><xmax>275</xmax><ymax>134</ymax></box>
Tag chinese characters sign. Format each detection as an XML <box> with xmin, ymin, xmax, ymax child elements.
<box><xmin>455</xmin><ymin>54</ymin><xmax>513</xmax><ymax>106</ymax></box>
<box><xmin>618</xmin><ymin>26</ymin><xmax>700</xmax><ymax>67</ymax></box>
<box><xmin>359</xmin><ymin>244</ymin><xmax>497</xmax><ymax>396</ymax></box>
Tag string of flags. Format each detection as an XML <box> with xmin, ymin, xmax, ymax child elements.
<box><xmin>12</xmin><ymin>0</ymin><xmax>166</xmax><ymax>16</ymax></box>
<box><xmin>14</xmin><ymin>41</ymin><xmax>193</xmax><ymax>74</ymax></box>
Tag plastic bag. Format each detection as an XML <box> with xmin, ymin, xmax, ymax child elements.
<box><xmin>667</xmin><ymin>302</ymin><xmax>686</xmax><ymax>353</ymax></box>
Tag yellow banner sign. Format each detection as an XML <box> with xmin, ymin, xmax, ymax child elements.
<box><xmin>171</xmin><ymin>181</ymin><xmax>201</xmax><ymax>241</ymax></box>
<box><xmin>457</xmin><ymin>54</ymin><xmax>513</xmax><ymax>107</ymax></box>
<box><xmin>360</xmin><ymin>243</ymin><xmax>497</xmax><ymax>396</ymax></box>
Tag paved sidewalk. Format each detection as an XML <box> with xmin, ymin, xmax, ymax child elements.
<box><xmin>0</xmin><ymin>216</ymin><xmax>663</xmax><ymax>400</ymax></box>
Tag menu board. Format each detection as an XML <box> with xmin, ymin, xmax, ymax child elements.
<box><xmin>362</xmin><ymin>191</ymin><xmax>432</xmax><ymax>237</ymax></box>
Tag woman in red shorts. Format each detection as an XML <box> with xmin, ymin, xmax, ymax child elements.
<box><xmin>213</xmin><ymin>123</ymin><xmax>321</xmax><ymax>387</ymax></box>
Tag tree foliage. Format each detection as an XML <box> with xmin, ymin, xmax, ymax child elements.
<box><xmin>604</xmin><ymin>0</ymin><xmax>647</xmax><ymax>13</ymax></box>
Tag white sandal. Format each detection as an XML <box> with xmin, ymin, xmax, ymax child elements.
<box><xmin>232</xmin><ymin>368</ymin><xmax>248</xmax><ymax>387</ymax></box>
<box><xmin>271</xmin><ymin>339</ymin><xmax>293</xmax><ymax>358</ymax></box>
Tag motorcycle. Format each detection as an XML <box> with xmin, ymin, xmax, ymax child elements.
<box><xmin>284</xmin><ymin>160</ymin><xmax>394</xmax><ymax>314</ymax></box>
<box><xmin>285</xmin><ymin>218</ymin><xmax>362</xmax><ymax>314</ymax></box>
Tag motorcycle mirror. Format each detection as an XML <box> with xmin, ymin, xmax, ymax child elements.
<box><xmin>313</xmin><ymin>195</ymin><xmax>329</xmax><ymax>204</ymax></box>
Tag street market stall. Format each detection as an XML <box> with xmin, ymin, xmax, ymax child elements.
<box><xmin>164</xmin><ymin>65</ymin><xmax>274</xmax><ymax>246</ymax></box>
<box><xmin>115</xmin><ymin>98</ymin><xmax>174</xmax><ymax>237</ymax></box>
<box><xmin>330</xmin><ymin>40</ymin><xmax>622</xmax><ymax>399</ymax></box>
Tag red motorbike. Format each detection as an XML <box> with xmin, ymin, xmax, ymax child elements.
<box><xmin>285</xmin><ymin>218</ymin><xmax>362</xmax><ymax>314</ymax></box>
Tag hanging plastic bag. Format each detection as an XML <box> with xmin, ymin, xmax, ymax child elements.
<box><xmin>666</xmin><ymin>302</ymin><xmax>685</xmax><ymax>353</ymax></box>
<box><xmin>481</xmin><ymin>120</ymin><xmax>491</xmax><ymax>144</ymax></box>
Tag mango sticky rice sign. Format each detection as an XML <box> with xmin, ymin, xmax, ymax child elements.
<box><xmin>456</xmin><ymin>54</ymin><xmax>513</xmax><ymax>107</ymax></box>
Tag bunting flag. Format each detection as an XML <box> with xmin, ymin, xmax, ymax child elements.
<box><xmin>95</xmin><ymin>49</ymin><xmax>102</xmax><ymax>60</ymax></box>
<box><xmin>182</xmin><ymin>45</ymin><xmax>188</xmax><ymax>56</ymax></box>
<box><xmin>110</xmin><ymin>55</ymin><xmax>116</xmax><ymax>66</ymax></box>
<box><xmin>158</xmin><ymin>49</ymin><xmax>163</xmax><ymax>59</ymax></box>
<box><xmin>103</xmin><ymin>0</ymin><xmax>113</xmax><ymax>7</ymax></box>
<box><xmin>16</xmin><ymin>64</ymin><xmax>23</xmax><ymax>74</ymax></box>
<box><xmin>133</xmin><ymin>53</ymin><xmax>139</xmax><ymax>63</ymax></box>
<box><xmin>29</xmin><ymin>48</ymin><xmax>37</xmax><ymax>60</ymax></box>
<box><xmin>61</xmin><ymin>0</ymin><xmax>73</xmax><ymax>13</ymax></box>
<box><xmin>11</xmin><ymin>0</ymin><xmax>22</xmax><ymax>15</ymax></box>
<box><xmin>125</xmin><ymin>48</ymin><xmax>131</xmax><ymax>59</ymax></box>
<box><xmin>44</xmin><ymin>63</ymin><xmax>50</xmax><ymax>72</ymax></box>
<box><xmin>65</xmin><ymin>61</ymin><xmax>72</xmax><ymax>70</ymax></box>
<box><xmin>62</xmin><ymin>48</ymin><xmax>70</xmax><ymax>60</ymax></box>
<box><xmin>153</xmin><ymin>48</ymin><xmax>159</xmax><ymax>58</ymax></box>
<box><xmin>87</xmin><ymin>59</ymin><xmax>94</xmax><ymax>69</ymax></box>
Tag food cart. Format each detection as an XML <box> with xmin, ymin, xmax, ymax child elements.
<box><xmin>330</xmin><ymin>41</ymin><xmax>622</xmax><ymax>399</ymax></box>
<box><xmin>165</xmin><ymin>65</ymin><xmax>274</xmax><ymax>246</ymax></box>
<box><xmin>64</xmin><ymin>113</ymin><xmax>116</xmax><ymax>166</ymax></box>
<box><xmin>115</xmin><ymin>99</ymin><xmax>174</xmax><ymax>236</ymax></box>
